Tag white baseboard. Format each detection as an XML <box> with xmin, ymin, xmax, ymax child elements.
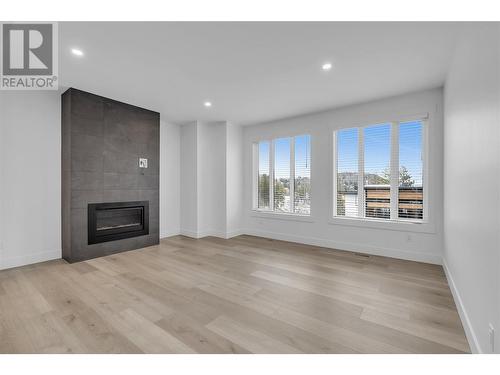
<box><xmin>240</xmin><ymin>228</ymin><xmax>442</xmax><ymax>265</ymax></box>
<box><xmin>177</xmin><ymin>229</ymin><xmax>243</xmax><ymax>240</ymax></box>
<box><xmin>0</xmin><ymin>229</ymin><xmax>440</xmax><ymax>269</ymax></box>
<box><xmin>175</xmin><ymin>227</ymin><xmax>441</xmax><ymax>264</ymax></box>
<box><xmin>179</xmin><ymin>229</ymin><xmax>202</xmax><ymax>238</ymax></box>
<box><xmin>160</xmin><ymin>229</ymin><xmax>181</xmax><ymax>239</ymax></box>
<box><xmin>0</xmin><ymin>249</ymin><xmax>61</xmax><ymax>271</ymax></box>
<box><xmin>225</xmin><ymin>229</ymin><xmax>245</xmax><ymax>239</ymax></box>
<box><xmin>178</xmin><ymin>229</ymin><xmax>226</xmax><ymax>239</ymax></box>
<box><xmin>442</xmin><ymin>258</ymin><xmax>481</xmax><ymax>353</ymax></box>
<box><xmin>198</xmin><ymin>230</ymin><xmax>227</xmax><ymax>239</ymax></box>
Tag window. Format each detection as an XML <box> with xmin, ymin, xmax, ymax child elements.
<box><xmin>274</xmin><ymin>138</ymin><xmax>291</xmax><ymax>212</ymax></box>
<box><xmin>254</xmin><ymin>135</ymin><xmax>311</xmax><ymax>215</ymax></box>
<box><xmin>334</xmin><ymin>119</ymin><xmax>425</xmax><ymax>222</ymax></box>
<box><xmin>336</xmin><ymin>128</ymin><xmax>359</xmax><ymax>217</ymax></box>
<box><xmin>364</xmin><ymin>123</ymin><xmax>391</xmax><ymax>219</ymax></box>
<box><xmin>398</xmin><ymin>121</ymin><xmax>424</xmax><ymax>220</ymax></box>
<box><xmin>294</xmin><ymin>135</ymin><xmax>311</xmax><ymax>215</ymax></box>
<box><xmin>257</xmin><ymin>141</ymin><xmax>270</xmax><ymax>209</ymax></box>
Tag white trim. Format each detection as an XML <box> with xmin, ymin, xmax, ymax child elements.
<box><xmin>180</xmin><ymin>229</ymin><xmax>202</xmax><ymax>238</ymax></box>
<box><xmin>269</xmin><ymin>140</ymin><xmax>275</xmax><ymax>211</ymax></box>
<box><xmin>241</xmin><ymin>228</ymin><xmax>442</xmax><ymax>265</ymax></box>
<box><xmin>251</xmin><ymin>142</ymin><xmax>259</xmax><ymax>210</ymax></box>
<box><xmin>422</xmin><ymin>118</ymin><xmax>430</xmax><ymax>222</ymax></box>
<box><xmin>180</xmin><ymin>229</ymin><xmax>212</xmax><ymax>239</ymax></box>
<box><xmin>332</xmin><ymin>131</ymin><xmax>338</xmax><ymax>216</ymax></box>
<box><xmin>0</xmin><ymin>249</ymin><xmax>61</xmax><ymax>271</ymax></box>
<box><xmin>390</xmin><ymin>122</ymin><xmax>399</xmax><ymax>220</ymax></box>
<box><xmin>328</xmin><ymin>216</ymin><xmax>435</xmax><ymax>233</ymax></box>
<box><xmin>160</xmin><ymin>230</ymin><xmax>181</xmax><ymax>238</ymax></box>
<box><xmin>178</xmin><ymin>229</ymin><xmax>244</xmax><ymax>240</ymax></box>
<box><xmin>334</xmin><ymin>112</ymin><xmax>429</xmax><ymax>131</ymax></box>
<box><xmin>197</xmin><ymin>230</ymin><xmax>227</xmax><ymax>239</ymax></box>
<box><xmin>290</xmin><ymin>137</ymin><xmax>295</xmax><ymax>213</ymax></box>
<box><xmin>357</xmin><ymin>127</ymin><xmax>365</xmax><ymax>218</ymax></box>
<box><xmin>251</xmin><ymin>210</ymin><xmax>314</xmax><ymax>222</ymax></box>
<box><xmin>442</xmin><ymin>258</ymin><xmax>481</xmax><ymax>353</ymax></box>
<box><xmin>225</xmin><ymin>229</ymin><xmax>245</xmax><ymax>239</ymax></box>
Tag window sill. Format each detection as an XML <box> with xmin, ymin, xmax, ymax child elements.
<box><xmin>328</xmin><ymin>216</ymin><xmax>436</xmax><ymax>233</ymax></box>
<box><xmin>251</xmin><ymin>210</ymin><xmax>314</xmax><ymax>223</ymax></box>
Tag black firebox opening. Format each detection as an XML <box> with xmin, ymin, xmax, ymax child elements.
<box><xmin>88</xmin><ymin>201</ymin><xmax>149</xmax><ymax>244</ymax></box>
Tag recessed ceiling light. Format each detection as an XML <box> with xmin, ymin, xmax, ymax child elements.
<box><xmin>204</xmin><ymin>101</ymin><xmax>212</xmax><ymax>108</ymax></box>
<box><xmin>322</xmin><ymin>62</ymin><xmax>332</xmax><ymax>71</ymax></box>
<box><xmin>71</xmin><ymin>48</ymin><xmax>84</xmax><ymax>57</ymax></box>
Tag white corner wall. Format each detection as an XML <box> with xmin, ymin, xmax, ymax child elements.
<box><xmin>443</xmin><ymin>23</ymin><xmax>500</xmax><ymax>354</ymax></box>
<box><xmin>0</xmin><ymin>91</ymin><xmax>62</xmax><ymax>269</ymax></box>
<box><xmin>242</xmin><ymin>88</ymin><xmax>444</xmax><ymax>264</ymax></box>
<box><xmin>178</xmin><ymin>121</ymin><xmax>243</xmax><ymax>239</ymax></box>
<box><xmin>179</xmin><ymin>121</ymin><xmax>199</xmax><ymax>237</ymax></box>
<box><xmin>160</xmin><ymin>120</ymin><xmax>181</xmax><ymax>238</ymax></box>
<box><xmin>226</xmin><ymin>123</ymin><xmax>244</xmax><ymax>237</ymax></box>
<box><xmin>198</xmin><ymin>122</ymin><xmax>227</xmax><ymax>237</ymax></box>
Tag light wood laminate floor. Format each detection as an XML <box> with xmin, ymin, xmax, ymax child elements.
<box><xmin>0</xmin><ymin>235</ymin><xmax>469</xmax><ymax>353</ymax></box>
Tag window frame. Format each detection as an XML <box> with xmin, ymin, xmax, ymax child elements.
<box><xmin>332</xmin><ymin>114</ymin><xmax>430</xmax><ymax>229</ymax></box>
<box><xmin>252</xmin><ymin>134</ymin><xmax>311</xmax><ymax>217</ymax></box>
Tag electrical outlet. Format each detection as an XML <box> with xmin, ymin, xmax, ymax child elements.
<box><xmin>139</xmin><ymin>158</ymin><xmax>148</xmax><ymax>168</ymax></box>
<box><xmin>489</xmin><ymin>323</ymin><xmax>495</xmax><ymax>352</ymax></box>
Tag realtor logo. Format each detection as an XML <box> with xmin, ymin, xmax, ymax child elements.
<box><xmin>1</xmin><ymin>22</ymin><xmax>58</xmax><ymax>90</ymax></box>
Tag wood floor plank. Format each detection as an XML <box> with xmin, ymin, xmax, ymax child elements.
<box><xmin>155</xmin><ymin>312</ymin><xmax>251</xmax><ymax>354</ymax></box>
<box><xmin>206</xmin><ymin>315</ymin><xmax>302</xmax><ymax>354</ymax></box>
<box><xmin>0</xmin><ymin>235</ymin><xmax>470</xmax><ymax>353</ymax></box>
<box><xmin>360</xmin><ymin>308</ymin><xmax>469</xmax><ymax>352</ymax></box>
<box><xmin>117</xmin><ymin>308</ymin><xmax>195</xmax><ymax>353</ymax></box>
<box><xmin>190</xmin><ymin>283</ymin><xmax>361</xmax><ymax>353</ymax></box>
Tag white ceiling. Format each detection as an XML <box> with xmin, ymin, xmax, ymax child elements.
<box><xmin>59</xmin><ymin>22</ymin><xmax>460</xmax><ymax>125</ymax></box>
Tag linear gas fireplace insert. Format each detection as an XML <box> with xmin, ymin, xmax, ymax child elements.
<box><xmin>88</xmin><ymin>201</ymin><xmax>149</xmax><ymax>245</ymax></box>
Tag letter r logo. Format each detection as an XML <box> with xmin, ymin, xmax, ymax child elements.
<box><xmin>2</xmin><ymin>23</ymin><xmax>53</xmax><ymax>75</ymax></box>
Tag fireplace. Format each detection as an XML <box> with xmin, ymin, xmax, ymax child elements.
<box><xmin>88</xmin><ymin>201</ymin><xmax>149</xmax><ymax>244</ymax></box>
<box><xmin>62</xmin><ymin>88</ymin><xmax>159</xmax><ymax>262</ymax></box>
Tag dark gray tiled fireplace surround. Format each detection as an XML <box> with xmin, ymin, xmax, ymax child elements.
<box><xmin>62</xmin><ymin>88</ymin><xmax>160</xmax><ymax>262</ymax></box>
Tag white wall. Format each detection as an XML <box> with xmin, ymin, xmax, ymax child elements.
<box><xmin>177</xmin><ymin>121</ymin><xmax>243</xmax><ymax>239</ymax></box>
<box><xmin>443</xmin><ymin>23</ymin><xmax>500</xmax><ymax>353</ymax></box>
<box><xmin>0</xmin><ymin>91</ymin><xmax>62</xmax><ymax>269</ymax></box>
<box><xmin>160</xmin><ymin>120</ymin><xmax>181</xmax><ymax>238</ymax></box>
<box><xmin>179</xmin><ymin>121</ymin><xmax>199</xmax><ymax>237</ymax></box>
<box><xmin>242</xmin><ymin>88</ymin><xmax>444</xmax><ymax>264</ymax></box>
<box><xmin>198</xmin><ymin>121</ymin><xmax>227</xmax><ymax>237</ymax></box>
<box><xmin>226</xmin><ymin>123</ymin><xmax>243</xmax><ymax>237</ymax></box>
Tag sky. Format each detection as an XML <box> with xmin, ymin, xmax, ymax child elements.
<box><xmin>259</xmin><ymin>135</ymin><xmax>311</xmax><ymax>180</ymax></box>
<box><xmin>337</xmin><ymin>120</ymin><xmax>423</xmax><ymax>186</ymax></box>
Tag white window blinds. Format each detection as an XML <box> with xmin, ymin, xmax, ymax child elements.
<box><xmin>398</xmin><ymin>121</ymin><xmax>424</xmax><ymax>220</ymax></box>
<box><xmin>274</xmin><ymin>138</ymin><xmax>292</xmax><ymax>213</ymax></box>
<box><xmin>257</xmin><ymin>141</ymin><xmax>270</xmax><ymax>210</ymax></box>
<box><xmin>294</xmin><ymin>135</ymin><xmax>311</xmax><ymax>215</ymax></box>
<box><xmin>334</xmin><ymin>119</ymin><xmax>425</xmax><ymax>221</ymax></box>
<box><xmin>255</xmin><ymin>135</ymin><xmax>311</xmax><ymax>215</ymax></box>
<box><xmin>336</xmin><ymin>128</ymin><xmax>359</xmax><ymax>217</ymax></box>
